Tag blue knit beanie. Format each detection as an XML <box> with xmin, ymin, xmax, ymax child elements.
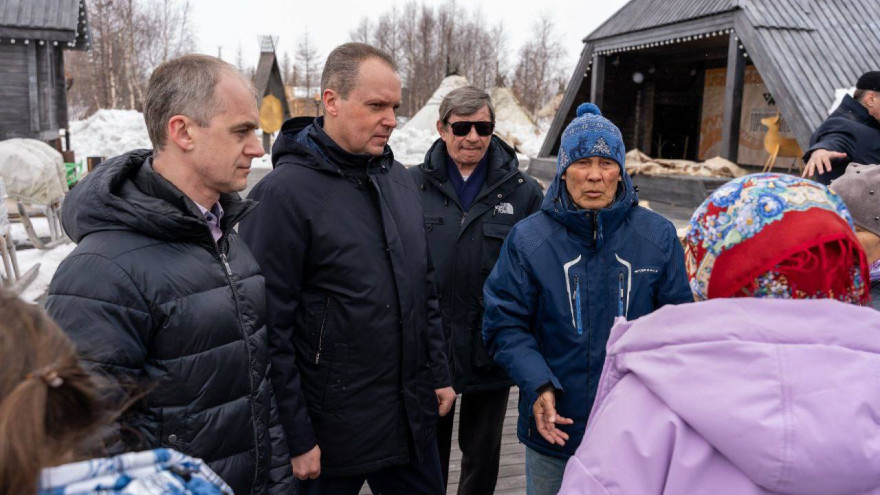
<box><xmin>557</xmin><ymin>103</ymin><xmax>626</xmax><ymax>176</ymax></box>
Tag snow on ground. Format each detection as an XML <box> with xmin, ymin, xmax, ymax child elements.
<box><xmin>5</xmin><ymin>216</ymin><xmax>75</xmax><ymax>303</ymax></box>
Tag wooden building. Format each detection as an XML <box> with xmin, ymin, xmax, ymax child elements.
<box><xmin>533</xmin><ymin>0</ymin><xmax>880</xmax><ymax>179</ymax></box>
<box><xmin>0</xmin><ymin>0</ymin><xmax>90</xmax><ymax>142</ymax></box>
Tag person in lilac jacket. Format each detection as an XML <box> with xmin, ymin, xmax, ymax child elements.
<box><xmin>559</xmin><ymin>173</ymin><xmax>880</xmax><ymax>495</ymax></box>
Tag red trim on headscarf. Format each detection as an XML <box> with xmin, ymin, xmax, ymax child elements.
<box><xmin>709</xmin><ymin>210</ymin><xmax>869</xmax><ymax>302</ymax></box>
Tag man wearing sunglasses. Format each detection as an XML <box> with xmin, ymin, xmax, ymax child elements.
<box><xmin>409</xmin><ymin>86</ymin><xmax>544</xmax><ymax>495</ymax></box>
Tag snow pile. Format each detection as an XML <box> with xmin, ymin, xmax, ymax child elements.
<box><xmin>70</xmin><ymin>109</ymin><xmax>151</xmax><ymax>160</ymax></box>
<box><xmin>390</xmin><ymin>119</ymin><xmax>549</xmax><ymax>168</ymax></box>
<box><xmin>489</xmin><ymin>87</ymin><xmax>536</xmax><ymax>127</ymax></box>
<box><xmin>829</xmin><ymin>87</ymin><xmax>855</xmax><ymax>115</ymax></box>
<box><xmin>404</xmin><ymin>75</ymin><xmax>470</xmax><ymax>132</ymax></box>
<box><xmin>70</xmin><ymin>109</ymin><xmax>274</xmax><ymax>169</ymax></box>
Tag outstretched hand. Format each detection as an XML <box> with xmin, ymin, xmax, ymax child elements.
<box><xmin>803</xmin><ymin>149</ymin><xmax>847</xmax><ymax>178</ymax></box>
<box><xmin>533</xmin><ymin>389</ymin><xmax>574</xmax><ymax>446</ymax></box>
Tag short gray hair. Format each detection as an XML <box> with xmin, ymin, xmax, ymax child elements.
<box><xmin>321</xmin><ymin>43</ymin><xmax>397</xmax><ymax>99</ymax></box>
<box><xmin>438</xmin><ymin>86</ymin><xmax>495</xmax><ymax>124</ymax></box>
<box><xmin>144</xmin><ymin>54</ymin><xmax>255</xmax><ymax>151</ymax></box>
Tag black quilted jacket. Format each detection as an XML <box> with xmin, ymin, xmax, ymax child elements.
<box><xmin>46</xmin><ymin>151</ymin><xmax>293</xmax><ymax>495</ymax></box>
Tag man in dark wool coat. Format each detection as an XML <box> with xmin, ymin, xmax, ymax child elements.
<box><xmin>240</xmin><ymin>42</ymin><xmax>454</xmax><ymax>495</ymax></box>
<box><xmin>803</xmin><ymin>71</ymin><xmax>880</xmax><ymax>184</ymax></box>
<box><xmin>46</xmin><ymin>55</ymin><xmax>293</xmax><ymax>495</ymax></box>
<box><xmin>409</xmin><ymin>85</ymin><xmax>544</xmax><ymax>495</ymax></box>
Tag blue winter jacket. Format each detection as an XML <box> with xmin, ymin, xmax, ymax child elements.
<box><xmin>482</xmin><ymin>164</ymin><xmax>692</xmax><ymax>459</ymax></box>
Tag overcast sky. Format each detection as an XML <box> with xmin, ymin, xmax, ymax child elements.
<box><xmin>189</xmin><ymin>0</ymin><xmax>630</xmax><ymax>78</ymax></box>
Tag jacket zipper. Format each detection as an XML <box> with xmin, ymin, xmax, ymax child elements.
<box><xmin>574</xmin><ymin>275</ymin><xmax>583</xmax><ymax>335</ymax></box>
<box><xmin>315</xmin><ymin>295</ymin><xmax>330</xmax><ymax>364</ymax></box>
<box><xmin>618</xmin><ymin>272</ymin><xmax>625</xmax><ymax>317</ymax></box>
<box><xmin>219</xmin><ymin>248</ymin><xmax>261</xmax><ymax>490</ymax></box>
<box><xmin>592</xmin><ymin>211</ymin><xmax>598</xmax><ymax>242</ymax></box>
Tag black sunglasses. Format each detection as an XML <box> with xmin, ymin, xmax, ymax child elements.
<box><xmin>448</xmin><ymin>121</ymin><xmax>494</xmax><ymax>137</ymax></box>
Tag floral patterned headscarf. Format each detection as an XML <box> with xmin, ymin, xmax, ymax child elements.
<box><xmin>686</xmin><ymin>173</ymin><xmax>869</xmax><ymax>303</ymax></box>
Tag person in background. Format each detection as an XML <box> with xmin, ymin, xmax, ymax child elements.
<box><xmin>0</xmin><ymin>290</ymin><xmax>232</xmax><ymax>495</ymax></box>
<box><xmin>409</xmin><ymin>86</ymin><xmax>543</xmax><ymax>494</ymax></box>
<box><xmin>45</xmin><ymin>54</ymin><xmax>292</xmax><ymax>494</ymax></box>
<box><xmin>802</xmin><ymin>71</ymin><xmax>880</xmax><ymax>184</ymax></box>
<box><xmin>240</xmin><ymin>42</ymin><xmax>453</xmax><ymax>495</ymax></box>
<box><xmin>482</xmin><ymin>102</ymin><xmax>692</xmax><ymax>495</ymax></box>
<box><xmin>831</xmin><ymin>163</ymin><xmax>880</xmax><ymax>309</ymax></box>
<box><xmin>558</xmin><ymin>173</ymin><xmax>879</xmax><ymax>495</ymax></box>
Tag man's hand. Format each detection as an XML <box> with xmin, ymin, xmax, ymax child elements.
<box><xmin>291</xmin><ymin>445</ymin><xmax>321</xmax><ymax>480</ymax></box>
<box><xmin>803</xmin><ymin>149</ymin><xmax>847</xmax><ymax>178</ymax></box>
<box><xmin>533</xmin><ymin>389</ymin><xmax>573</xmax><ymax>446</ymax></box>
<box><xmin>435</xmin><ymin>386</ymin><xmax>456</xmax><ymax>416</ymax></box>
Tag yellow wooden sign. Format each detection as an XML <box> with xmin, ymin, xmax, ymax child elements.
<box><xmin>259</xmin><ymin>94</ymin><xmax>283</xmax><ymax>134</ymax></box>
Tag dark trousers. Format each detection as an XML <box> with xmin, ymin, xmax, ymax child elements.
<box><xmin>436</xmin><ymin>387</ymin><xmax>510</xmax><ymax>495</ymax></box>
<box><xmin>295</xmin><ymin>437</ymin><xmax>445</xmax><ymax>495</ymax></box>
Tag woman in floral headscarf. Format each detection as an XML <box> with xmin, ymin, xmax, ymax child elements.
<box><xmin>558</xmin><ymin>174</ymin><xmax>880</xmax><ymax>495</ymax></box>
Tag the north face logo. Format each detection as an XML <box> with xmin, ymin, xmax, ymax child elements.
<box><xmin>495</xmin><ymin>202</ymin><xmax>514</xmax><ymax>215</ymax></box>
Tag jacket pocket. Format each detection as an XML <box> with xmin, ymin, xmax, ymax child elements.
<box><xmin>482</xmin><ymin>222</ymin><xmax>513</xmax><ymax>275</ymax></box>
<box><xmin>321</xmin><ymin>343</ymin><xmax>349</xmax><ymax>413</ymax></box>
<box><xmin>314</xmin><ymin>295</ymin><xmax>331</xmax><ymax>364</ymax></box>
<box><xmin>425</xmin><ymin>214</ymin><xmax>445</xmax><ymax>233</ymax></box>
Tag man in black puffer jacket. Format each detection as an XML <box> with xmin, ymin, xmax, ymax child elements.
<box><xmin>46</xmin><ymin>55</ymin><xmax>293</xmax><ymax>495</ymax></box>
<box><xmin>409</xmin><ymin>86</ymin><xmax>543</xmax><ymax>495</ymax></box>
<box><xmin>240</xmin><ymin>43</ymin><xmax>453</xmax><ymax>495</ymax></box>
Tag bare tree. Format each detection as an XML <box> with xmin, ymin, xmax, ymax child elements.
<box><xmin>512</xmin><ymin>13</ymin><xmax>565</xmax><ymax>115</ymax></box>
<box><xmin>66</xmin><ymin>0</ymin><xmax>196</xmax><ymax>116</ymax></box>
<box><xmin>296</xmin><ymin>30</ymin><xmax>321</xmax><ymax>97</ymax></box>
<box><xmin>281</xmin><ymin>51</ymin><xmax>294</xmax><ymax>85</ymax></box>
<box><xmin>348</xmin><ymin>1</ymin><xmax>514</xmax><ymax>117</ymax></box>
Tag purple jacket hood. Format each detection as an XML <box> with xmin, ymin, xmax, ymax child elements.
<box><xmin>561</xmin><ymin>298</ymin><xmax>880</xmax><ymax>495</ymax></box>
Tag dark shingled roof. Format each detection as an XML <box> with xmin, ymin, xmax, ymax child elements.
<box><xmin>588</xmin><ymin>0</ymin><xmax>738</xmax><ymax>41</ymax></box>
<box><xmin>543</xmin><ymin>0</ymin><xmax>880</xmax><ymax>156</ymax></box>
<box><xmin>0</xmin><ymin>0</ymin><xmax>89</xmax><ymax>49</ymax></box>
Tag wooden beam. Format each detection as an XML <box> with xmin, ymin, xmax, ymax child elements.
<box><xmin>720</xmin><ymin>34</ymin><xmax>745</xmax><ymax>162</ymax></box>
<box><xmin>42</xmin><ymin>45</ymin><xmax>57</xmax><ymax>132</ymax></box>
<box><xmin>27</xmin><ymin>43</ymin><xmax>40</xmax><ymax>134</ymax></box>
<box><xmin>591</xmin><ymin>54</ymin><xmax>606</xmax><ymax>110</ymax></box>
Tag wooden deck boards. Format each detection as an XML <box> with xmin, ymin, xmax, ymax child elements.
<box><xmin>360</xmin><ymin>387</ymin><xmax>525</xmax><ymax>495</ymax></box>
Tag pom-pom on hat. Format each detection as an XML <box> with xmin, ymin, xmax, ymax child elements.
<box><xmin>557</xmin><ymin>103</ymin><xmax>626</xmax><ymax>176</ymax></box>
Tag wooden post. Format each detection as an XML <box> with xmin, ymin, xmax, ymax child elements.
<box><xmin>721</xmin><ymin>34</ymin><xmax>746</xmax><ymax>163</ymax></box>
<box><xmin>27</xmin><ymin>44</ymin><xmax>40</xmax><ymax>134</ymax></box>
<box><xmin>87</xmin><ymin>156</ymin><xmax>104</xmax><ymax>172</ymax></box>
<box><xmin>590</xmin><ymin>55</ymin><xmax>606</xmax><ymax>109</ymax></box>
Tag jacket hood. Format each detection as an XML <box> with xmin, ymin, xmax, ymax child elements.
<box><xmin>271</xmin><ymin>116</ymin><xmax>396</xmax><ymax>176</ymax></box>
<box><xmin>837</xmin><ymin>94</ymin><xmax>880</xmax><ymax>131</ymax></box>
<box><xmin>419</xmin><ymin>135</ymin><xmax>520</xmax><ymax>185</ymax></box>
<box><xmin>540</xmin><ymin>156</ymin><xmax>638</xmax><ymax>244</ymax></box>
<box><xmin>62</xmin><ymin>149</ymin><xmax>253</xmax><ymax>244</ymax></box>
<box><xmin>603</xmin><ymin>298</ymin><xmax>880</xmax><ymax>495</ymax></box>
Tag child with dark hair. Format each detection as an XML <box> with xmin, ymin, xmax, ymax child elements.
<box><xmin>0</xmin><ymin>290</ymin><xmax>231</xmax><ymax>495</ymax></box>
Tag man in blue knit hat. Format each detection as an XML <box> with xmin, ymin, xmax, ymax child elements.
<box><xmin>482</xmin><ymin>103</ymin><xmax>693</xmax><ymax>495</ymax></box>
